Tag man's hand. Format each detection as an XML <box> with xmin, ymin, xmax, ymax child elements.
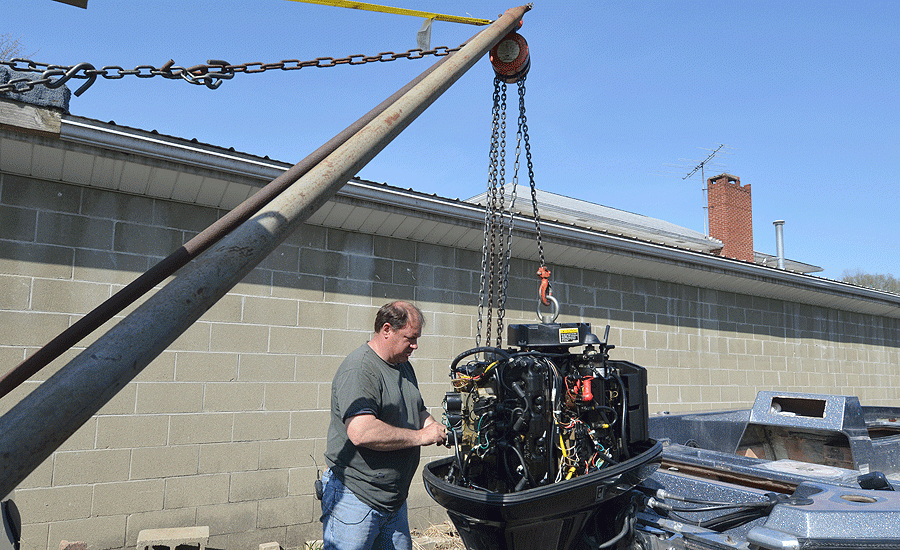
<box><xmin>346</xmin><ymin>413</ymin><xmax>446</xmax><ymax>451</ymax></box>
<box><xmin>418</xmin><ymin>420</ymin><xmax>447</xmax><ymax>446</ymax></box>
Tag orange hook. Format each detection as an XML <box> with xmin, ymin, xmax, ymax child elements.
<box><xmin>537</xmin><ymin>266</ymin><xmax>552</xmax><ymax>306</ymax></box>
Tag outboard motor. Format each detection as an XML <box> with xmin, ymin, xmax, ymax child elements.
<box><xmin>424</xmin><ymin>323</ymin><xmax>661</xmax><ymax>550</ymax></box>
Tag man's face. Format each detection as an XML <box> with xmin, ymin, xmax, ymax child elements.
<box><xmin>383</xmin><ymin>319</ymin><xmax>421</xmax><ymax>364</ymax></box>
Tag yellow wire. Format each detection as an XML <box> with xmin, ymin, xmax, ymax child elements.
<box><xmin>483</xmin><ymin>361</ymin><xmax>498</xmax><ymax>375</ymax></box>
<box><xmin>285</xmin><ymin>0</ymin><xmax>492</xmax><ymax>26</ymax></box>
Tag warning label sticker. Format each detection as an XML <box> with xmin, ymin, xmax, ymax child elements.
<box><xmin>559</xmin><ymin>327</ymin><xmax>579</xmax><ymax>344</ymax></box>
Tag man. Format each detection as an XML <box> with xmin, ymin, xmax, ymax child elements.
<box><xmin>321</xmin><ymin>301</ymin><xmax>447</xmax><ymax>550</ymax></box>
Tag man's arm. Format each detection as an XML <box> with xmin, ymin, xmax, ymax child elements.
<box><xmin>346</xmin><ymin>413</ymin><xmax>446</xmax><ymax>451</ymax></box>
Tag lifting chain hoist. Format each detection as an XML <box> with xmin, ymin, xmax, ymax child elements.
<box><xmin>476</xmin><ymin>23</ymin><xmax>556</xmax><ymax>351</ymax></box>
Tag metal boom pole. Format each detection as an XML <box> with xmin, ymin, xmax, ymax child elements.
<box><xmin>0</xmin><ymin>3</ymin><xmax>533</xmax><ymax>498</ymax></box>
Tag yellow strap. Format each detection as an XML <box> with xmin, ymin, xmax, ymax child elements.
<box><xmin>285</xmin><ymin>0</ymin><xmax>492</xmax><ymax>26</ymax></box>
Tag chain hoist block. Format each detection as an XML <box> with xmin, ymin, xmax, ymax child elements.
<box><xmin>489</xmin><ymin>31</ymin><xmax>530</xmax><ymax>83</ymax></box>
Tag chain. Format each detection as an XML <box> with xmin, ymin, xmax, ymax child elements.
<box><xmin>0</xmin><ymin>45</ymin><xmax>462</xmax><ymax>97</ymax></box>
<box><xmin>475</xmin><ymin>74</ymin><xmax>545</xmax><ymax>347</ymax></box>
<box><xmin>477</xmin><ymin>77</ymin><xmax>518</xmax><ymax>349</ymax></box>
<box><xmin>477</xmin><ymin>78</ymin><xmax>505</xmax><ymax>349</ymax></box>
<box><xmin>520</xmin><ymin>76</ymin><xmax>545</xmax><ymax>270</ymax></box>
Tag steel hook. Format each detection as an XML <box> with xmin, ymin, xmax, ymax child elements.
<box><xmin>42</xmin><ymin>62</ymin><xmax>97</xmax><ymax>96</ymax></box>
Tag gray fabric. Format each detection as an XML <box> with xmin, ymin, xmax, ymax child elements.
<box><xmin>325</xmin><ymin>343</ymin><xmax>426</xmax><ymax>513</ymax></box>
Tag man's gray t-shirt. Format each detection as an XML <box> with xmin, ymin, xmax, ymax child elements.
<box><xmin>325</xmin><ymin>343</ymin><xmax>426</xmax><ymax>513</ymax></box>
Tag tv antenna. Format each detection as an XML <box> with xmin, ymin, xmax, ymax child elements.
<box><xmin>683</xmin><ymin>144</ymin><xmax>730</xmax><ymax>235</ymax></box>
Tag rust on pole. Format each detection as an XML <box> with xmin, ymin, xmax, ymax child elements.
<box><xmin>0</xmin><ymin>4</ymin><xmax>533</xmax><ymax>499</ymax></box>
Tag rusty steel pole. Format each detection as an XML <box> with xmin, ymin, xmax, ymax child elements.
<box><xmin>0</xmin><ymin>4</ymin><xmax>532</xmax><ymax>498</ymax></box>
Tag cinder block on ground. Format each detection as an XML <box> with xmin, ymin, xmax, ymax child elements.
<box><xmin>59</xmin><ymin>541</ymin><xmax>87</xmax><ymax>550</ymax></box>
<box><xmin>259</xmin><ymin>543</ymin><xmax>281</xmax><ymax>550</ymax></box>
<box><xmin>136</xmin><ymin>526</ymin><xmax>209</xmax><ymax>550</ymax></box>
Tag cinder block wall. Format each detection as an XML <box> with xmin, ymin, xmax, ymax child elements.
<box><xmin>2</xmin><ymin>174</ymin><xmax>899</xmax><ymax>550</ymax></box>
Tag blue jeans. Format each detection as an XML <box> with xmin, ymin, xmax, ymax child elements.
<box><xmin>320</xmin><ymin>468</ymin><xmax>412</xmax><ymax>550</ymax></box>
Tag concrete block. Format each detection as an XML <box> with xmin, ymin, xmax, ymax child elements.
<box><xmin>169</xmin><ymin>412</ymin><xmax>234</xmax><ymax>444</ymax></box>
<box><xmin>2</xmin><ymin>175</ymin><xmax>78</xmax><ymax>211</ymax></box>
<box><xmin>299</xmin><ymin>248</ymin><xmax>346</xmax><ymax>277</ymax></box>
<box><xmin>259</xmin><ymin>439</ymin><xmax>315</xmax><ymax>471</ymax></box>
<box><xmin>136</xmin><ymin>526</ymin><xmax>209</xmax><ymax>550</ymax></box>
<box><xmin>196</xmin><ymin>501</ymin><xmax>256</xmax><ymax>535</ymax></box>
<box><xmin>198</xmin><ymin>294</ymin><xmax>243</xmax><ymax>323</ymax></box>
<box><xmin>14</xmin><ymin>485</ymin><xmax>92</xmax><ymax>523</ymax></box>
<box><xmin>134</xmin><ymin>353</ymin><xmax>176</xmax><ymax>383</ymax></box>
<box><xmin>326</xmin><ymin>229</ymin><xmax>371</xmax><ymax>255</ymax></box>
<box><xmin>210</xmin><ymin>322</ymin><xmax>268</xmax><ymax>353</ymax></box>
<box><xmin>0</xmin><ymin>311</ymin><xmax>70</xmax><ymax>348</ymax></box>
<box><xmin>271</xmin><ymin>271</ymin><xmax>324</xmax><ymax>300</ymax></box>
<box><xmin>242</xmin><ymin>296</ymin><xmax>299</xmax><ymax>327</ymax></box>
<box><xmin>31</xmin><ymin>278</ymin><xmax>111</xmax><ymax>315</ymax></box>
<box><xmin>135</xmin><ymin>382</ymin><xmax>204</xmax><ymax>414</ymax></box>
<box><xmin>58</xmin><ymin>540</ymin><xmax>86</xmax><ymax>550</ymax></box>
<box><xmin>173</xmin><ymin>352</ymin><xmax>237</xmax><ymax>382</ymax></box>
<box><xmin>289</xmin><ymin>411</ymin><xmax>328</xmax><ymax>440</ymax></box>
<box><xmin>0</xmin><ymin>204</ymin><xmax>36</xmax><ymax>241</ymax></box>
<box><xmin>152</xmin><ymin>200</ymin><xmax>217</xmax><ymax>233</ymax></box>
<box><xmin>164</xmin><ymin>475</ymin><xmax>229</xmax><ymax>509</ymax></box>
<box><xmin>347</xmin><ymin>255</ymin><xmax>384</xmax><ymax>283</ymax></box>
<box><xmin>53</xmin><ymin>449</ymin><xmax>131</xmax><ymax>486</ymax></box>
<box><xmin>94</xmin><ymin>385</ymin><xmax>138</xmax><ymax>418</ymax></box>
<box><xmin>263</xmin><ymin>382</ymin><xmax>318</xmax><ymax>412</ymax></box>
<box><xmin>0</xmin><ymin>239</ymin><xmax>74</xmax><ymax>279</ymax></box>
<box><xmin>36</xmin><ymin>211</ymin><xmax>114</xmax><ymax>249</ymax></box>
<box><xmin>258</xmin><ymin>496</ymin><xmax>313</xmax><ymax>529</ymax></box>
<box><xmin>258</xmin><ymin>243</ymin><xmax>299</xmax><ymax>273</ymax></box>
<box><xmin>92</xmin><ymin>480</ymin><xmax>165</xmax><ymax>516</ymax></box>
<box><xmin>233</xmin><ymin>411</ymin><xmax>290</xmax><ymax>442</ymax></box>
<box><xmin>260</xmin><ymin>543</ymin><xmax>281</xmax><ymax>550</ymax></box>
<box><xmin>48</xmin><ymin>515</ymin><xmax>125</xmax><ymax>550</ymax></box>
<box><xmin>114</xmin><ymin>223</ymin><xmax>183</xmax><ymax>257</ymax></box>
<box><xmin>130</xmin><ymin>445</ymin><xmax>199</xmax><ymax>480</ymax></box>
<box><xmin>80</xmin><ymin>187</ymin><xmax>153</xmax><ymax>224</ymax></box>
<box><xmin>283</xmin><ymin>223</ymin><xmax>325</xmax><ymax>249</ymax></box>
<box><xmin>229</xmin><ymin>470</ymin><xmax>288</xmax><ymax>502</ymax></box>
<box><xmin>167</xmin><ymin>322</ymin><xmax>211</xmax><ymax>353</ymax></box>
<box><xmin>240</xmin><ymin>354</ymin><xmax>295</xmax><ymax>382</ymax></box>
<box><xmin>231</xmin><ymin>267</ymin><xmax>273</xmax><ymax>297</ymax></box>
<box><xmin>322</xmin><ymin>330</ymin><xmax>367</xmax><ymax>357</ymax></box>
<box><xmin>268</xmin><ymin>326</ymin><xmax>323</xmax><ymax>355</ymax></box>
<box><xmin>296</xmin><ymin>301</ymin><xmax>350</xmax><ymax>330</ymax></box>
<box><xmin>295</xmin><ymin>356</ymin><xmax>341</xmax><ymax>385</ymax></box>
<box><xmin>125</xmin><ymin>509</ymin><xmax>196</xmax><ymax>546</ymax></box>
<box><xmin>198</xmin><ymin>442</ymin><xmax>260</xmax><ymax>474</ymax></box>
<box><xmin>323</xmin><ymin>277</ymin><xmax>373</xmax><ymax>304</ymax></box>
<box><xmin>288</xmin><ymin>466</ymin><xmax>320</xmax><ymax>497</ymax></box>
<box><xmin>73</xmin><ymin>248</ymin><xmax>148</xmax><ymax>285</ymax></box>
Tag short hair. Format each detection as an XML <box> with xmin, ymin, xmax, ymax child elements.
<box><xmin>374</xmin><ymin>301</ymin><xmax>424</xmax><ymax>333</ymax></box>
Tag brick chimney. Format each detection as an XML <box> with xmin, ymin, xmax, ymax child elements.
<box><xmin>707</xmin><ymin>174</ymin><xmax>753</xmax><ymax>261</ymax></box>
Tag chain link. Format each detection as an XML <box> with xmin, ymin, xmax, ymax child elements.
<box><xmin>477</xmin><ymin>78</ymin><xmax>506</xmax><ymax>349</ymax></box>
<box><xmin>0</xmin><ymin>44</ymin><xmax>462</xmax><ymax>97</ymax></box>
<box><xmin>477</xmin><ymin>77</ymin><xmax>526</xmax><ymax>349</ymax></box>
<box><xmin>476</xmin><ymin>74</ymin><xmax>544</xmax><ymax>348</ymax></box>
<box><xmin>520</xmin><ymin>77</ymin><xmax>545</xmax><ymax>270</ymax></box>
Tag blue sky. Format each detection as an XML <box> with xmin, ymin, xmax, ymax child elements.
<box><xmin>6</xmin><ymin>1</ymin><xmax>899</xmax><ymax>281</ymax></box>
